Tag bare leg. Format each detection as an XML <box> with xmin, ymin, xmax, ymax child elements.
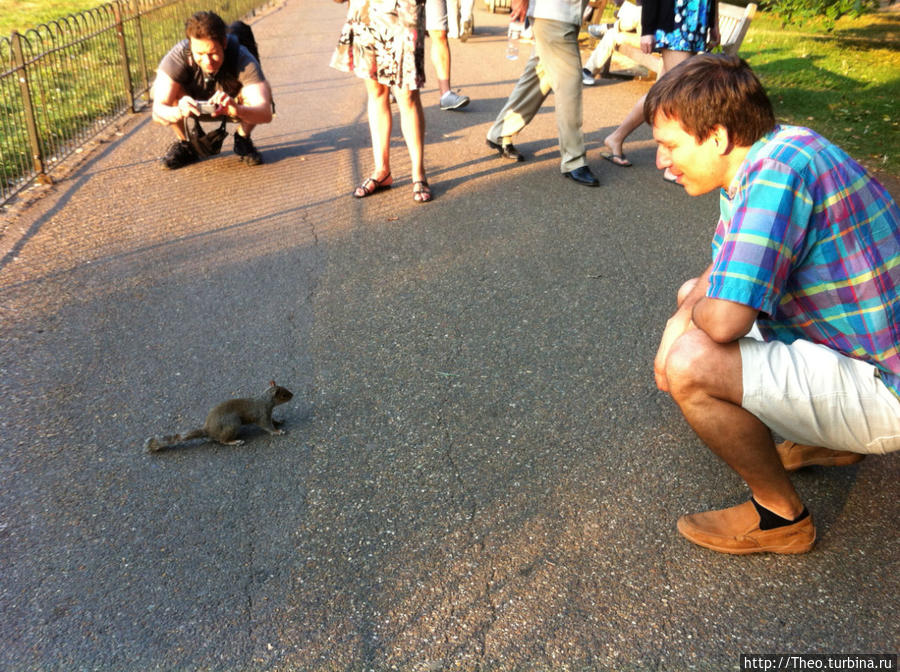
<box><xmin>394</xmin><ymin>87</ymin><xmax>427</xmax><ymax>183</ymax></box>
<box><xmin>364</xmin><ymin>78</ymin><xmax>393</xmax><ymax>181</ymax></box>
<box><xmin>428</xmin><ymin>30</ymin><xmax>452</xmax><ymax>96</ymax></box>
<box><xmin>604</xmin><ymin>49</ymin><xmax>693</xmax><ymax>159</ymax></box>
<box><xmin>664</xmin><ymin>329</ymin><xmax>806</xmax><ymax>520</ymax></box>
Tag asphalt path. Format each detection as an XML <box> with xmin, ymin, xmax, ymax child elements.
<box><xmin>0</xmin><ymin>0</ymin><xmax>897</xmax><ymax>669</ymax></box>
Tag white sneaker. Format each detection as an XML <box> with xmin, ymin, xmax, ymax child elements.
<box><xmin>440</xmin><ymin>90</ymin><xmax>470</xmax><ymax>111</ymax></box>
<box><xmin>582</xmin><ymin>68</ymin><xmax>596</xmax><ymax>86</ymax></box>
<box><xmin>588</xmin><ymin>23</ymin><xmax>612</xmax><ymax>39</ymax></box>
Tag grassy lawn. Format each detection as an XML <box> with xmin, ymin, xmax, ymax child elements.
<box><xmin>742</xmin><ymin>10</ymin><xmax>900</xmax><ymax>176</ymax></box>
<box><xmin>0</xmin><ymin>1</ymin><xmax>102</xmax><ymax>35</ymax></box>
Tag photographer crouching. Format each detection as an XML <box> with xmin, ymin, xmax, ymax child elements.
<box><xmin>152</xmin><ymin>11</ymin><xmax>273</xmax><ymax>169</ymax></box>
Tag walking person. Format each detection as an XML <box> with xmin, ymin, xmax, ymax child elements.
<box><xmin>485</xmin><ymin>0</ymin><xmax>600</xmax><ymax>187</ymax></box>
<box><xmin>601</xmin><ymin>0</ymin><xmax>718</xmax><ymax>178</ymax></box>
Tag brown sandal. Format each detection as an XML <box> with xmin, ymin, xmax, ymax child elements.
<box><xmin>412</xmin><ymin>180</ymin><xmax>432</xmax><ymax>203</ymax></box>
<box><xmin>354</xmin><ymin>173</ymin><xmax>392</xmax><ymax>198</ymax></box>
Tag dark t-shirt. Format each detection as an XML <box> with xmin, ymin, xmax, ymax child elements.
<box><xmin>158</xmin><ymin>34</ymin><xmax>265</xmax><ymax>100</ymax></box>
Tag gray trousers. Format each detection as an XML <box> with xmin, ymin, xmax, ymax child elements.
<box><xmin>486</xmin><ymin>17</ymin><xmax>586</xmax><ymax>172</ymax></box>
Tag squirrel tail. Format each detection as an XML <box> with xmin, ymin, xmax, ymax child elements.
<box><xmin>145</xmin><ymin>428</ymin><xmax>206</xmax><ymax>453</ymax></box>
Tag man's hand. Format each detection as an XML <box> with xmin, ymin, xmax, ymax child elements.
<box><xmin>177</xmin><ymin>95</ymin><xmax>200</xmax><ymax>118</ymax></box>
<box><xmin>208</xmin><ymin>90</ymin><xmax>236</xmax><ymax>118</ymax></box>
<box><xmin>654</xmin><ymin>306</ymin><xmax>695</xmax><ymax>392</ymax></box>
<box><xmin>640</xmin><ymin>34</ymin><xmax>655</xmax><ymax>54</ymax></box>
<box><xmin>655</xmin><ymin>270</ymin><xmax>710</xmax><ymax>392</ymax></box>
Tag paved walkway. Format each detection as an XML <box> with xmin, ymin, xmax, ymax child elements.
<box><xmin>1</xmin><ymin>0</ymin><xmax>897</xmax><ymax>670</ymax></box>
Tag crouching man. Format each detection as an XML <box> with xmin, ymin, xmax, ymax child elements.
<box><xmin>649</xmin><ymin>54</ymin><xmax>900</xmax><ymax>555</ymax></box>
<box><xmin>152</xmin><ymin>11</ymin><xmax>273</xmax><ymax>168</ymax></box>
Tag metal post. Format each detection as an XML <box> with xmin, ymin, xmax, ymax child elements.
<box><xmin>113</xmin><ymin>0</ymin><xmax>136</xmax><ymax>111</ymax></box>
<box><xmin>131</xmin><ymin>0</ymin><xmax>150</xmax><ymax>101</ymax></box>
<box><xmin>11</xmin><ymin>31</ymin><xmax>50</xmax><ymax>183</ymax></box>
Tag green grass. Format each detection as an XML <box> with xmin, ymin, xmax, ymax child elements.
<box><xmin>0</xmin><ymin>1</ymin><xmax>103</xmax><ymax>36</ymax></box>
<box><xmin>741</xmin><ymin>10</ymin><xmax>900</xmax><ymax>176</ymax></box>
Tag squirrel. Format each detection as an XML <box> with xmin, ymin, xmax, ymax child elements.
<box><xmin>145</xmin><ymin>381</ymin><xmax>293</xmax><ymax>452</ymax></box>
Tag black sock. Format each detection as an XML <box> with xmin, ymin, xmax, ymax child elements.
<box><xmin>752</xmin><ymin>498</ymin><xmax>809</xmax><ymax>530</ymax></box>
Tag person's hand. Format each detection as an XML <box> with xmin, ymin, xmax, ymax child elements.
<box><xmin>640</xmin><ymin>34</ymin><xmax>654</xmax><ymax>54</ymax></box>
<box><xmin>210</xmin><ymin>90</ymin><xmax>237</xmax><ymax>118</ymax></box>
<box><xmin>653</xmin><ymin>307</ymin><xmax>694</xmax><ymax>392</ymax></box>
<box><xmin>176</xmin><ymin>95</ymin><xmax>199</xmax><ymax>119</ymax></box>
<box><xmin>510</xmin><ymin>0</ymin><xmax>528</xmax><ymax>22</ymax></box>
<box><xmin>707</xmin><ymin>26</ymin><xmax>720</xmax><ymax>49</ymax></box>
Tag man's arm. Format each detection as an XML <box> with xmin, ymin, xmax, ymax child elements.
<box><xmin>152</xmin><ymin>71</ymin><xmax>192</xmax><ymax>126</ymax></box>
<box><xmin>692</xmin><ymin>294</ymin><xmax>758</xmax><ymax>343</ymax></box>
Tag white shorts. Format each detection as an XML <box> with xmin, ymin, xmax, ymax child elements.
<box><xmin>425</xmin><ymin>0</ymin><xmax>448</xmax><ymax>31</ymax></box>
<box><xmin>740</xmin><ymin>337</ymin><xmax>900</xmax><ymax>455</ymax></box>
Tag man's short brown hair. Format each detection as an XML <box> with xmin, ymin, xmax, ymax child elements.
<box><xmin>643</xmin><ymin>54</ymin><xmax>776</xmax><ymax>146</ymax></box>
<box><xmin>185</xmin><ymin>11</ymin><xmax>228</xmax><ymax>45</ymax></box>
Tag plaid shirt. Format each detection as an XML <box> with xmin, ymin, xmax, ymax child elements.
<box><xmin>709</xmin><ymin>125</ymin><xmax>900</xmax><ymax>397</ymax></box>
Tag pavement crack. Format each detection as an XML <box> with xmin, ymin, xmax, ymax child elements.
<box><xmin>476</xmin><ymin>564</ymin><xmax>499</xmax><ymax>660</ymax></box>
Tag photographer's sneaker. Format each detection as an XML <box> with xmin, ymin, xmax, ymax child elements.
<box><xmin>160</xmin><ymin>140</ymin><xmax>199</xmax><ymax>169</ymax></box>
<box><xmin>233</xmin><ymin>131</ymin><xmax>263</xmax><ymax>165</ymax></box>
<box><xmin>440</xmin><ymin>90</ymin><xmax>470</xmax><ymax>111</ymax></box>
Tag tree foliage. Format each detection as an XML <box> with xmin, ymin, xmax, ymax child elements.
<box><xmin>759</xmin><ymin>0</ymin><xmax>881</xmax><ymax>25</ymax></box>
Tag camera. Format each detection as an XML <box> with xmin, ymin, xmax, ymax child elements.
<box><xmin>196</xmin><ymin>100</ymin><xmax>218</xmax><ymax>116</ymax></box>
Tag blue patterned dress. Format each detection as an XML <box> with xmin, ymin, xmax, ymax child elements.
<box><xmin>654</xmin><ymin>0</ymin><xmax>713</xmax><ymax>52</ymax></box>
<box><xmin>331</xmin><ymin>0</ymin><xmax>426</xmax><ymax>89</ymax></box>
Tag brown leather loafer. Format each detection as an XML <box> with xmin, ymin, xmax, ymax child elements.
<box><xmin>776</xmin><ymin>440</ymin><xmax>865</xmax><ymax>471</ymax></box>
<box><xmin>677</xmin><ymin>500</ymin><xmax>815</xmax><ymax>555</ymax></box>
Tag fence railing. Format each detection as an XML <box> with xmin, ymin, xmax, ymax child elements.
<box><xmin>0</xmin><ymin>0</ymin><xmax>275</xmax><ymax>206</ymax></box>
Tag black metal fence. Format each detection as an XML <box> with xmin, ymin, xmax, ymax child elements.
<box><xmin>0</xmin><ymin>0</ymin><xmax>275</xmax><ymax>206</ymax></box>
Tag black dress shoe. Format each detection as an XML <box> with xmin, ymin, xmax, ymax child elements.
<box><xmin>486</xmin><ymin>139</ymin><xmax>525</xmax><ymax>162</ymax></box>
<box><xmin>564</xmin><ymin>165</ymin><xmax>600</xmax><ymax>187</ymax></box>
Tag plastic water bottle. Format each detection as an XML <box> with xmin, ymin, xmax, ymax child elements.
<box><xmin>506</xmin><ymin>21</ymin><xmax>523</xmax><ymax>60</ymax></box>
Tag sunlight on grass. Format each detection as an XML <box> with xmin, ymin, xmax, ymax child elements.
<box><xmin>0</xmin><ymin>1</ymin><xmax>104</xmax><ymax>35</ymax></box>
<box><xmin>741</xmin><ymin>11</ymin><xmax>899</xmax><ymax>174</ymax></box>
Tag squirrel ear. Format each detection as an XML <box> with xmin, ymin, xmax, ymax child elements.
<box><xmin>270</xmin><ymin>380</ymin><xmax>276</xmax><ymax>387</ymax></box>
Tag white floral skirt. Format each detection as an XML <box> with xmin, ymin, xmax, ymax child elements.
<box><xmin>330</xmin><ymin>4</ymin><xmax>425</xmax><ymax>90</ymax></box>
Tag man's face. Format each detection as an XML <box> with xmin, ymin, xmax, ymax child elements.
<box><xmin>189</xmin><ymin>37</ymin><xmax>225</xmax><ymax>77</ymax></box>
<box><xmin>652</xmin><ymin>112</ymin><xmax>724</xmax><ymax>196</ymax></box>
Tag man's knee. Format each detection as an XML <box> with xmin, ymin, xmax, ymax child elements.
<box><xmin>665</xmin><ymin>330</ymin><xmax>740</xmax><ymax>401</ymax></box>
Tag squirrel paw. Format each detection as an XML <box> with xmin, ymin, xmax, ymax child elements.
<box><xmin>145</xmin><ymin>438</ymin><xmax>160</xmax><ymax>453</ymax></box>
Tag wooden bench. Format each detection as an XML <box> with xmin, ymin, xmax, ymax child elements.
<box><xmin>602</xmin><ymin>2</ymin><xmax>757</xmax><ymax>78</ymax></box>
